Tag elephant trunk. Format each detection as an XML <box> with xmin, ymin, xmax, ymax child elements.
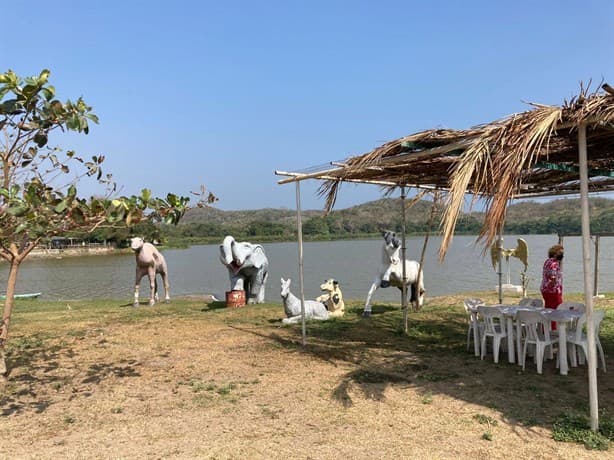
<box><xmin>231</xmin><ymin>240</ymin><xmax>246</xmax><ymax>266</ymax></box>
<box><xmin>220</xmin><ymin>236</ymin><xmax>234</xmax><ymax>266</ymax></box>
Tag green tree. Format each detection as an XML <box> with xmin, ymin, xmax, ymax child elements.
<box><xmin>0</xmin><ymin>69</ymin><xmax>216</xmax><ymax>375</ymax></box>
<box><xmin>592</xmin><ymin>209</ymin><xmax>614</xmax><ymax>233</ymax></box>
<box><xmin>303</xmin><ymin>216</ymin><xmax>330</xmax><ymax>236</ymax></box>
<box><xmin>322</xmin><ymin>215</ymin><xmax>344</xmax><ymax>235</ymax></box>
<box><xmin>247</xmin><ymin>221</ymin><xmax>287</xmax><ymax>237</ymax></box>
<box><xmin>88</xmin><ymin>224</ymin><xmax>131</xmax><ymax>245</ymax></box>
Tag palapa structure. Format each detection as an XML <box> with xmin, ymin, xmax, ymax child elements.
<box><xmin>276</xmin><ymin>83</ymin><xmax>614</xmax><ymax>431</ymax></box>
<box><xmin>280</xmin><ymin>83</ymin><xmax>614</xmax><ymax>257</ymax></box>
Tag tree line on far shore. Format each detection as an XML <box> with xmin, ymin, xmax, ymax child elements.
<box><xmin>60</xmin><ymin>196</ymin><xmax>614</xmax><ymax>246</ymax></box>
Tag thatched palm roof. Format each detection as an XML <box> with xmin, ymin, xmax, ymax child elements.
<box><xmin>277</xmin><ymin>83</ymin><xmax>614</xmax><ymax>258</ymax></box>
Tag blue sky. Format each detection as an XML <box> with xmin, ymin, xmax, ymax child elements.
<box><xmin>2</xmin><ymin>0</ymin><xmax>613</xmax><ymax>210</ymax></box>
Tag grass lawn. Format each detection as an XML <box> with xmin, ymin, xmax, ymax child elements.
<box><xmin>1</xmin><ymin>291</ymin><xmax>613</xmax><ymax>459</ymax></box>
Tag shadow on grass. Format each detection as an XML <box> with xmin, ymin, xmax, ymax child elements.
<box><xmin>1</xmin><ymin>334</ymin><xmax>141</xmax><ymax>417</ymax></box>
<box><xmin>202</xmin><ymin>301</ymin><xmax>227</xmax><ymax>311</ymax></box>
<box><xmin>81</xmin><ymin>360</ymin><xmax>141</xmax><ymax>384</ymax></box>
<box><xmin>351</xmin><ymin>304</ymin><xmax>398</xmax><ymax>317</ymax></box>
<box><xmin>230</xmin><ymin>300</ymin><xmax>614</xmax><ymax>438</ymax></box>
<box><xmin>1</xmin><ymin>336</ymin><xmax>64</xmax><ymax>416</ymax></box>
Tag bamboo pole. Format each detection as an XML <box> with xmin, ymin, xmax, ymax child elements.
<box><xmin>295</xmin><ymin>181</ymin><xmax>307</xmax><ymax>346</ymax></box>
<box><xmin>497</xmin><ymin>235</ymin><xmax>503</xmax><ymax>305</ymax></box>
<box><xmin>416</xmin><ymin>193</ymin><xmax>438</xmax><ymax>311</ymax></box>
<box><xmin>401</xmin><ymin>186</ymin><xmax>408</xmax><ymax>333</ymax></box>
<box><xmin>594</xmin><ymin>235</ymin><xmax>600</xmax><ymax>296</ymax></box>
<box><xmin>578</xmin><ymin>123</ymin><xmax>599</xmax><ymax>431</ymax></box>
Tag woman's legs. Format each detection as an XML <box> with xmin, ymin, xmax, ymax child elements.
<box><xmin>542</xmin><ymin>291</ymin><xmax>563</xmax><ymax>330</ymax></box>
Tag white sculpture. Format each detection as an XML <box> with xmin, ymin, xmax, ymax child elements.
<box><xmin>490</xmin><ymin>238</ymin><xmax>529</xmax><ymax>296</ymax></box>
<box><xmin>316</xmin><ymin>278</ymin><xmax>345</xmax><ymax>318</ymax></box>
<box><xmin>219</xmin><ymin>235</ymin><xmax>269</xmax><ymax>304</ymax></box>
<box><xmin>363</xmin><ymin>230</ymin><xmax>425</xmax><ymax>316</ymax></box>
<box><xmin>280</xmin><ymin>278</ymin><xmax>329</xmax><ymax>324</ymax></box>
<box><xmin>130</xmin><ymin>237</ymin><xmax>170</xmax><ymax>306</ymax></box>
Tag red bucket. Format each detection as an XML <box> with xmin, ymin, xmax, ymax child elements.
<box><xmin>225</xmin><ymin>290</ymin><xmax>246</xmax><ymax>308</ymax></box>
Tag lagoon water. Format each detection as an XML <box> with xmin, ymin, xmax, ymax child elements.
<box><xmin>1</xmin><ymin>235</ymin><xmax>612</xmax><ymax>303</ymax></box>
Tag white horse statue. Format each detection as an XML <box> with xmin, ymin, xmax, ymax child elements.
<box><xmin>280</xmin><ymin>278</ymin><xmax>329</xmax><ymax>324</ymax></box>
<box><xmin>363</xmin><ymin>231</ymin><xmax>425</xmax><ymax>316</ymax></box>
<box><xmin>130</xmin><ymin>237</ymin><xmax>170</xmax><ymax>306</ymax></box>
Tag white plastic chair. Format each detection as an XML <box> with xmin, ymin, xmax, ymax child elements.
<box><xmin>557</xmin><ymin>302</ymin><xmax>586</xmax><ymax>331</ymax></box>
<box><xmin>517</xmin><ymin>310</ymin><xmax>557</xmax><ymax>374</ymax></box>
<box><xmin>518</xmin><ymin>297</ymin><xmax>544</xmax><ymax>309</ymax></box>
<box><xmin>515</xmin><ymin>298</ymin><xmax>544</xmax><ymax>358</ymax></box>
<box><xmin>477</xmin><ymin>306</ymin><xmax>507</xmax><ymax>363</ymax></box>
<box><xmin>463</xmin><ymin>298</ymin><xmax>485</xmax><ymax>356</ymax></box>
<box><xmin>567</xmin><ymin>310</ymin><xmax>607</xmax><ymax>372</ymax></box>
<box><xmin>557</xmin><ymin>302</ymin><xmax>585</xmax><ymax>313</ymax></box>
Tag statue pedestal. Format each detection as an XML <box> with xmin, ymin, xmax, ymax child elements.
<box><xmin>225</xmin><ymin>290</ymin><xmax>246</xmax><ymax>308</ymax></box>
<box><xmin>495</xmin><ymin>284</ymin><xmax>523</xmax><ymax>296</ymax></box>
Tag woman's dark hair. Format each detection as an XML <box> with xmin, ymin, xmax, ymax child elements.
<box><xmin>548</xmin><ymin>244</ymin><xmax>564</xmax><ymax>259</ymax></box>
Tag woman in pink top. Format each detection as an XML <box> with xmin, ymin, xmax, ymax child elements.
<box><xmin>541</xmin><ymin>244</ymin><xmax>564</xmax><ymax>329</ymax></box>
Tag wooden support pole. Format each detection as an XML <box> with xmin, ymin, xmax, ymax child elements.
<box><xmin>578</xmin><ymin>123</ymin><xmax>599</xmax><ymax>431</ymax></box>
<box><xmin>558</xmin><ymin>234</ymin><xmax>564</xmax><ymax>272</ymax></box>
<box><xmin>416</xmin><ymin>193</ymin><xmax>437</xmax><ymax>311</ymax></box>
<box><xmin>594</xmin><ymin>235</ymin><xmax>600</xmax><ymax>297</ymax></box>
<box><xmin>497</xmin><ymin>235</ymin><xmax>503</xmax><ymax>305</ymax></box>
<box><xmin>295</xmin><ymin>181</ymin><xmax>307</xmax><ymax>346</ymax></box>
<box><xmin>401</xmin><ymin>186</ymin><xmax>409</xmax><ymax>334</ymax></box>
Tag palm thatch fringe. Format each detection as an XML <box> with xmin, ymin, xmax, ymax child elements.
<box><xmin>309</xmin><ymin>83</ymin><xmax>614</xmax><ymax>258</ymax></box>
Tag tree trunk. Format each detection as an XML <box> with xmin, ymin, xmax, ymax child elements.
<box><xmin>0</xmin><ymin>260</ymin><xmax>22</xmax><ymax>376</ymax></box>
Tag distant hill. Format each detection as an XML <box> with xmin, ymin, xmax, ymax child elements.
<box><xmin>503</xmin><ymin>197</ymin><xmax>614</xmax><ymax>234</ymax></box>
<box><xmin>178</xmin><ymin>198</ymin><xmax>437</xmax><ymax>236</ymax></box>
<box><xmin>182</xmin><ymin>197</ymin><xmax>434</xmax><ymax>226</ymax></box>
<box><xmin>505</xmin><ymin>196</ymin><xmax>614</xmax><ymax>222</ymax></box>
<box><xmin>165</xmin><ymin>196</ymin><xmax>613</xmax><ymax>242</ymax></box>
<box><xmin>180</xmin><ymin>206</ymin><xmax>321</xmax><ymax>226</ymax></box>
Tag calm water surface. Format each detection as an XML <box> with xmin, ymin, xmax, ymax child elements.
<box><xmin>1</xmin><ymin>235</ymin><xmax>612</xmax><ymax>303</ymax></box>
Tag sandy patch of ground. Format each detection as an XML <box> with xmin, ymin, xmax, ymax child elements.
<box><xmin>1</xmin><ymin>296</ymin><xmax>612</xmax><ymax>459</ymax></box>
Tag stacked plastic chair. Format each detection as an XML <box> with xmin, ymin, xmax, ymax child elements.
<box><xmin>463</xmin><ymin>298</ymin><xmax>485</xmax><ymax>357</ymax></box>
<box><xmin>477</xmin><ymin>305</ymin><xmax>508</xmax><ymax>363</ymax></box>
<box><xmin>517</xmin><ymin>310</ymin><xmax>557</xmax><ymax>374</ymax></box>
<box><xmin>567</xmin><ymin>310</ymin><xmax>607</xmax><ymax>372</ymax></box>
<box><xmin>518</xmin><ymin>297</ymin><xmax>544</xmax><ymax>309</ymax></box>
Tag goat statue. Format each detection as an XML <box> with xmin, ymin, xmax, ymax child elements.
<box><xmin>281</xmin><ymin>277</ymin><xmax>329</xmax><ymax>324</ymax></box>
<box><xmin>316</xmin><ymin>278</ymin><xmax>345</xmax><ymax>318</ymax></box>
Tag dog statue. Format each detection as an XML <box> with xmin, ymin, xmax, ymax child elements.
<box><xmin>316</xmin><ymin>279</ymin><xmax>345</xmax><ymax>318</ymax></box>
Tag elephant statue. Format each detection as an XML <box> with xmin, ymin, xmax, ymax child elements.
<box><xmin>219</xmin><ymin>235</ymin><xmax>269</xmax><ymax>304</ymax></box>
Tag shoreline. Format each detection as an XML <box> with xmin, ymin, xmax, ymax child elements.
<box><xmin>26</xmin><ymin>246</ymin><xmax>123</xmax><ymax>259</ymax></box>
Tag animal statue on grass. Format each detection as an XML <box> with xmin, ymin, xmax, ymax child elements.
<box><xmin>219</xmin><ymin>235</ymin><xmax>269</xmax><ymax>304</ymax></box>
<box><xmin>280</xmin><ymin>278</ymin><xmax>329</xmax><ymax>324</ymax></box>
<box><xmin>363</xmin><ymin>230</ymin><xmax>425</xmax><ymax>317</ymax></box>
<box><xmin>316</xmin><ymin>278</ymin><xmax>345</xmax><ymax>318</ymax></box>
<box><xmin>130</xmin><ymin>237</ymin><xmax>170</xmax><ymax>306</ymax></box>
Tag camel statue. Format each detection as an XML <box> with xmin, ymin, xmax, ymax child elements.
<box><xmin>280</xmin><ymin>278</ymin><xmax>329</xmax><ymax>324</ymax></box>
<box><xmin>316</xmin><ymin>278</ymin><xmax>345</xmax><ymax>318</ymax></box>
<box><xmin>363</xmin><ymin>230</ymin><xmax>425</xmax><ymax>316</ymax></box>
<box><xmin>130</xmin><ymin>237</ymin><xmax>170</xmax><ymax>306</ymax></box>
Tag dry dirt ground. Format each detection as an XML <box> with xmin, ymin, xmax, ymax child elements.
<box><xmin>1</xmin><ymin>294</ymin><xmax>613</xmax><ymax>459</ymax></box>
